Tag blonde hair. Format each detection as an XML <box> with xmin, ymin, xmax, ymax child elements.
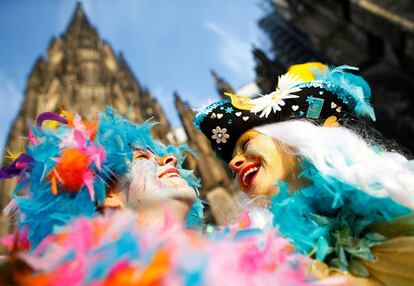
<box><xmin>256</xmin><ymin>120</ymin><xmax>414</xmax><ymax>210</ymax></box>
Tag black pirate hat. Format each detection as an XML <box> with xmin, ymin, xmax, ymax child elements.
<box><xmin>193</xmin><ymin>63</ymin><xmax>376</xmax><ymax>162</ymax></box>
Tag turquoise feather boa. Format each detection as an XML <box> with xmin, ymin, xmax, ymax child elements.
<box><xmin>270</xmin><ymin>160</ymin><xmax>411</xmax><ymax>274</ymax></box>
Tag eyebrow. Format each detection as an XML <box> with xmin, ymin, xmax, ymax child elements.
<box><xmin>146</xmin><ymin>147</ymin><xmax>156</xmax><ymax>155</ymax></box>
<box><xmin>134</xmin><ymin>147</ymin><xmax>155</xmax><ymax>154</ymax></box>
<box><xmin>233</xmin><ymin>135</ymin><xmax>250</xmax><ymax>157</ymax></box>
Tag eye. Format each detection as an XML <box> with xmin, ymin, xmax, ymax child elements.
<box><xmin>133</xmin><ymin>150</ymin><xmax>150</xmax><ymax>160</ymax></box>
<box><xmin>241</xmin><ymin>139</ymin><xmax>251</xmax><ymax>151</ymax></box>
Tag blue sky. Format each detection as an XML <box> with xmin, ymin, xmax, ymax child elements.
<box><xmin>0</xmin><ymin>0</ymin><xmax>266</xmax><ymax>153</ymax></box>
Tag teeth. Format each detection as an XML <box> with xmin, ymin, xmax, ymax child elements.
<box><xmin>242</xmin><ymin>167</ymin><xmax>258</xmax><ymax>186</ymax></box>
<box><xmin>161</xmin><ymin>172</ymin><xmax>179</xmax><ymax>178</ymax></box>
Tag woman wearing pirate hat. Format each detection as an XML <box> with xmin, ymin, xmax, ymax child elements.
<box><xmin>194</xmin><ymin>63</ymin><xmax>414</xmax><ymax>285</ymax></box>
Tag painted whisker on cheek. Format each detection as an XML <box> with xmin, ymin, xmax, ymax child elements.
<box><xmin>129</xmin><ymin>161</ymin><xmax>158</xmax><ymax>186</ymax></box>
<box><xmin>142</xmin><ymin>176</ymin><xmax>148</xmax><ymax>192</ymax></box>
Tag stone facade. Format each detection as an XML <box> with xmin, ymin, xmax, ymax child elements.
<box><xmin>174</xmin><ymin>93</ymin><xmax>231</xmax><ymax>190</ymax></box>
<box><xmin>256</xmin><ymin>0</ymin><xmax>414</xmax><ymax>154</ymax></box>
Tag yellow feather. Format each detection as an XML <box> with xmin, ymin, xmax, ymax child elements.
<box><xmin>4</xmin><ymin>147</ymin><xmax>22</xmax><ymax>161</ymax></box>
<box><xmin>43</xmin><ymin>120</ymin><xmax>60</xmax><ymax>129</ymax></box>
<box><xmin>287</xmin><ymin>62</ymin><xmax>327</xmax><ymax>82</ymax></box>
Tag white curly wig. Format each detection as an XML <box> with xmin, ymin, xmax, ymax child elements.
<box><xmin>256</xmin><ymin>120</ymin><xmax>414</xmax><ymax>210</ymax></box>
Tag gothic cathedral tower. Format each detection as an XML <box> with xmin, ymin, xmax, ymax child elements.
<box><xmin>0</xmin><ymin>3</ymin><xmax>174</xmax><ymax>218</ymax></box>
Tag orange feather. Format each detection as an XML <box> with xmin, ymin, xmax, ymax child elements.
<box><xmin>54</xmin><ymin>148</ymin><xmax>90</xmax><ymax>191</ymax></box>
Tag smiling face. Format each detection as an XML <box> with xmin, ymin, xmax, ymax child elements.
<box><xmin>229</xmin><ymin>130</ymin><xmax>299</xmax><ymax>196</ymax></box>
<box><xmin>126</xmin><ymin>149</ymin><xmax>197</xmax><ymax>221</ymax></box>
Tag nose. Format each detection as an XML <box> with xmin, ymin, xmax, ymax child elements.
<box><xmin>229</xmin><ymin>154</ymin><xmax>246</xmax><ymax>173</ymax></box>
<box><xmin>157</xmin><ymin>154</ymin><xmax>177</xmax><ymax>167</ymax></box>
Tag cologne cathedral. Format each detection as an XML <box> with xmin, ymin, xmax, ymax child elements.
<box><xmin>0</xmin><ymin>3</ymin><xmax>232</xmax><ymax>234</ymax></box>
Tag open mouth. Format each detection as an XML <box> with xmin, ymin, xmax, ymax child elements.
<box><xmin>239</xmin><ymin>164</ymin><xmax>260</xmax><ymax>193</ymax></box>
<box><xmin>158</xmin><ymin>168</ymin><xmax>181</xmax><ymax>179</ymax></box>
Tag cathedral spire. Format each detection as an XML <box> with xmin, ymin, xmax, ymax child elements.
<box><xmin>65</xmin><ymin>1</ymin><xmax>96</xmax><ymax>36</ymax></box>
<box><xmin>210</xmin><ymin>70</ymin><xmax>234</xmax><ymax>99</ymax></box>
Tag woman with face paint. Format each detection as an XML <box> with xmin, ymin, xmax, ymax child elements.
<box><xmin>194</xmin><ymin>63</ymin><xmax>414</xmax><ymax>285</ymax></box>
<box><xmin>103</xmin><ymin>148</ymin><xmax>198</xmax><ymax>225</ymax></box>
<box><xmin>1</xmin><ymin>107</ymin><xmax>202</xmax><ymax>250</ymax></box>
